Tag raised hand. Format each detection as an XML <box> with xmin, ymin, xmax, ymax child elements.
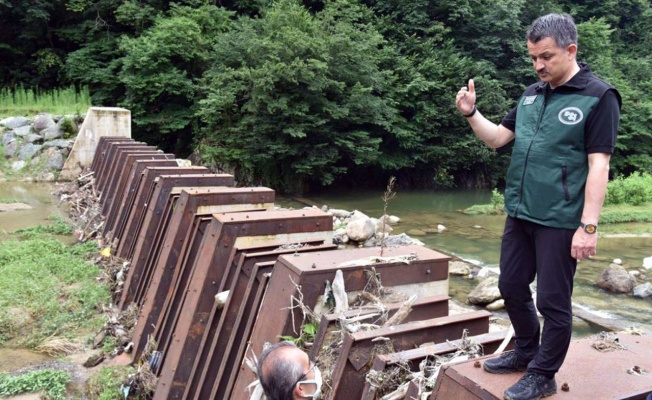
<box><xmin>455</xmin><ymin>79</ymin><xmax>476</xmax><ymax>116</ymax></box>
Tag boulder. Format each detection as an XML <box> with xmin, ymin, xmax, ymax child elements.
<box><xmin>43</xmin><ymin>126</ymin><xmax>64</xmax><ymax>140</ymax></box>
<box><xmin>329</xmin><ymin>208</ymin><xmax>351</xmax><ymax>219</ymax></box>
<box><xmin>643</xmin><ymin>256</ymin><xmax>652</xmax><ymax>270</ymax></box>
<box><xmin>486</xmin><ymin>299</ymin><xmax>505</xmax><ymax>311</ymax></box>
<box><xmin>18</xmin><ymin>143</ymin><xmax>42</xmax><ymax>160</ymax></box>
<box><xmin>13</xmin><ymin>125</ymin><xmax>33</xmax><ymax>137</ymax></box>
<box><xmin>349</xmin><ymin>210</ymin><xmax>370</xmax><ymax>222</ymax></box>
<box><xmin>47</xmin><ymin>151</ymin><xmax>65</xmax><ymax>170</ymax></box>
<box><xmin>467</xmin><ymin>276</ymin><xmax>502</xmax><ymax>305</ymax></box>
<box><xmin>26</xmin><ymin>134</ymin><xmax>43</xmax><ymax>143</ymax></box>
<box><xmin>2</xmin><ymin>131</ymin><xmax>15</xmax><ymax>146</ymax></box>
<box><xmin>596</xmin><ymin>263</ymin><xmax>637</xmax><ymax>293</ymax></box>
<box><xmin>3</xmin><ymin>140</ymin><xmax>18</xmax><ymax>158</ymax></box>
<box><xmin>11</xmin><ymin>160</ymin><xmax>26</xmax><ymax>170</ymax></box>
<box><xmin>1</xmin><ymin>116</ymin><xmax>31</xmax><ymax>129</ymax></box>
<box><xmin>33</xmin><ymin>113</ymin><xmax>56</xmax><ymax>133</ymax></box>
<box><xmin>449</xmin><ymin>261</ymin><xmax>472</xmax><ymax>276</ymax></box>
<box><xmin>632</xmin><ymin>282</ymin><xmax>652</xmax><ymax>298</ymax></box>
<box><xmin>383</xmin><ymin>233</ymin><xmax>419</xmax><ymax>246</ymax></box>
<box><xmin>476</xmin><ymin>266</ymin><xmax>500</xmax><ymax>279</ymax></box>
<box><xmin>43</xmin><ymin>139</ymin><xmax>73</xmax><ymax>149</ymax></box>
<box><xmin>346</xmin><ymin>217</ymin><xmax>375</xmax><ymax>242</ymax></box>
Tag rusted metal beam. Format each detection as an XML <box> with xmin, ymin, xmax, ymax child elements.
<box><xmin>153</xmin><ymin>209</ymin><xmax>333</xmax><ymax>400</ymax></box>
<box><xmin>100</xmin><ymin>149</ymin><xmax>169</xmax><ymax>218</ymax></box>
<box><xmin>230</xmin><ymin>245</ymin><xmax>451</xmax><ymax>399</ymax></box>
<box><xmin>309</xmin><ymin>294</ymin><xmax>450</xmax><ymax>361</ymax></box>
<box><xmin>129</xmin><ymin>187</ymin><xmax>274</xmax><ymax>360</ymax></box>
<box><xmin>101</xmin><ymin>154</ymin><xmax>175</xmax><ymax>236</ymax></box>
<box><xmin>361</xmin><ymin>330</ymin><xmax>513</xmax><ymax>400</ymax></box>
<box><xmin>91</xmin><ymin>137</ymin><xmax>133</xmax><ymax>173</ymax></box>
<box><xmin>327</xmin><ymin>311</ymin><xmax>491</xmax><ymax>400</ymax></box>
<box><xmin>96</xmin><ymin>142</ymin><xmax>149</xmax><ymax>193</ymax></box>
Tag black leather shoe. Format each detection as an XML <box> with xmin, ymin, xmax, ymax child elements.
<box><xmin>483</xmin><ymin>351</ymin><xmax>530</xmax><ymax>374</ymax></box>
<box><xmin>503</xmin><ymin>373</ymin><xmax>557</xmax><ymax>400</ymax></box>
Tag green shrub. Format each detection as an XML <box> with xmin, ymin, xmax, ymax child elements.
<box><xmin>59</xmin><ymin>117</ymin><xmax>78</xmax><ymax>139</ymax></box>
<box><xmin>0</xmin><ymin>369</ymin><xmax>70</xmax><ymax>400</ymax></box>
<box><xmin>86</xmin><ymin>366</ymin><xmax>135</xmax><ymax>400</ymax></box>
<box><xmin>605</xmin><ymin>172</ymin><xmax>652</xmax><ymax>206</ymax></box>
<box><xmin>15</xmin><ymin>215</ymin><xmax>73</xmax><ymax>238</ymax></box>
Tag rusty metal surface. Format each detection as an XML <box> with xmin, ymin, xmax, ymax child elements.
<box><xmin>103</xmin><ymin>153</ymin><xmax>177</xmax><ymax>238</ymax></box>
<box><xmin>328</xmin><ymin>310</ymin><xmax>491</xmax><ymax>400</ymax></box>
<box><xmin>129</xmin><ymin>186</ymin><xmax>273</xmax><ymax>360</ymax></box>
<box><xmin>91</xmin><ymin>137</ymin><xmax>133</xmax><ymax>173</ymax></box>
<box><xmin>99</xmin><ymin>149</ymin><xmax>167</xmax><ymax>217</ymax></box>
<box><xmin>360</xmin><ymin>330</ymin><xmax>513</xmax><ymax>400</ymax></box>
<box><xmin>230</xmin><ymin>245</ymin><xmax>451</xmax><ymax>399</ymax></box>
<box><xmin>187</xmin><ymin>244</ymin><xmax>339</xmax><ymax>400</ymax></box>
<box><xmin>96</xmin><ymin>143</ymin><xmax>149</xmax><ymax>193</ymax></box>
<box><xmin>115</xmin><ymin>168</ymin><xmax>210</xmax><ymax>259</ymax></box>
<box><xmin>153</xmin><ymin>209</ymin><xmax>333</xmax><ymax>400</ymax></box>
<box><xmin>431</xmin><ymin>331</ymin><xmax>652</xmax><ymax>400</ymax></box>
<box><xmin>310</xmin><ymin>294</ymin><xmax>450</xmax><ymax>361</ymax></box>
<box><xmin>113</xmin><ymin>168</ymin><xmax>208</xmax><ymax>259</ymax></box>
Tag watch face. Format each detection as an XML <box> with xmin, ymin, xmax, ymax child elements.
<box><xmin>584</xmin><ymin>224</ymin><xmax>597</xmax><ymax>234</ymax></box>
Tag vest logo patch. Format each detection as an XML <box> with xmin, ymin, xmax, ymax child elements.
<box><xmin>558</xmin><ymin>107</ymin><xmax>583</xmax><ymax>125</ymax></box>
<box><xmin>523</xmin><ymin>95</ymin><xmax>537</xmax><ymax>105</ymax></box>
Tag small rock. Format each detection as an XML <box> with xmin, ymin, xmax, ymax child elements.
<box><xmin>477</xmin><ymin>266</ymin><xmax>500</xmax><ymax>279</ymax></box>
<box><xmin>596</xmin><ymin>263</ymin><xmax>637</xmax><ymax>293</ymax></box>
<box><xmin>473</xmin><ymin>225</ymin><xmax>482</xmax><ymax>229</ymax></box>
<box><xmin>3</xmin><ymin>140</ymin><xmax>18</xmax><ymax>158</ymax></box>
<box><xmin>643</xmin><ymin>256</ymin><xmax>652</xmax><ymax>270</ymax></box>
<box><xmin>2</xmin><ymin>131</ymin><xmax>15</xmax><ymax>146</ymax></box>
<box><xmin>43</xmin><ymin>126</ymin><xmax>64</xmax><ymax>140</ymax></box>
<box><xmin>613</xmin><ymin>258</ymin><xmax>622</xmax><ymax>265</ymax></box>
<box><xmin>632</xmin><ymin>282</ymin><xmax>652</xmax><ymax>298</ymax></box>
<box><xmin>437</xmin><ymin>224</ymin><xmax>447</xmax><ymax>232</ymax></box>
<box><xmin>383</xmin><ymin>233</ymin><xmax>420</xmax><ymax>246</ymax></box>
<box><xmin>629</xmin><ymin>270</ymin><xmax>640</xmax><ymax>278</ymax></box>
<box><xmin>1</xmin><ymin>116</ymin><xmax>31</xmax><ymax>129</ymax></box>
<box><xmin>329</xmin><ymin>208</ymin><xmax>351</xmax><ymax>219</ymax></box>
<box><xmin>47</xmin><ymin>152</ymin><xmax>65</xmax><ymax>170</ymax></box>
<box><xmin>43</xmin><ymin>139</ymin><xmax>73</xmax><ymax>148</ymax></box>
<box><xmin>468</xmin><ymin>277</ymin><xmax>502</xmax><ymax>305</ymax></box>
<box><xmin>13</xmin><ymin>125</ymin><xmax>33</xmax><ymax>137</ymax></box>
<box><xmin>11</xmin><ymin>160</ymin><xmax>26</xmax><ymax>170</ymax></box>
<box><xmin>486</xmin><ymin>299</ymin><xmax>505</xmax><ymax>311</ymax></box>
<box><xmin>407</xmin><ymin>229</ymin><xmax>426</xmax><ymax>236</ymax></box>
<box><xmin>26</xmin><ymin>134</ymin><xmax>43</xmax><ymax>143</ymax></box>
<box><xmin>346</xmin><ymin>217</ymin><xmax>375</xmax><ymax>242</ymax></box>
<box><xmin>449</xmin><ymin>261</ymin><xmax>472</xmax><ymax>276</ymax></box>
<box><xmin>18</xmin><ymin>143</ymin><xmax>42</xmax><ymax>160</ymax></box>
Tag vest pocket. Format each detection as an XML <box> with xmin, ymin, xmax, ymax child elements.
<box><xmin>561</xmin><ymin>165</ymin><xmax>570</xmax><ymax>201</ymax></box>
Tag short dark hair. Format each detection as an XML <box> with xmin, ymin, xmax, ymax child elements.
<box><xmin>526</xmin><ymin>13</ymin><xmax>578</xmax><ymax>48</ymax></box>
<box><xmin>257</xmin><ymin>341</ymin><xmax>305</xmax><ymax>400</ymax></box>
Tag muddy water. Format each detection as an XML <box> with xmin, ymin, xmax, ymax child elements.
<box><xmin>282</xmin><ymin>189</ymin><xmax>652</xmax><ymax>333</ymax></box>
<box><xmin>0</xmin><ymin>181</ymin><xmax>64</xmax><ymax>236</ymax></box>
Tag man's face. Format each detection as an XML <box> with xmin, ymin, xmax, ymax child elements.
<box><xmin>527</xmin><ymin>37</ymin><xmax>577</xmax><ymax>89</ymax></box>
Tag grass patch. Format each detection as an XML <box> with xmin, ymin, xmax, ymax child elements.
<box><xmin>86</xmin><ymin>366</ymin><xmax>136</xmax><ymax>400</ymax></box>
<box><xmin>0</xmin><ymin>369</ymin><xmax>71</xmax><ymax>400</ymax></box>
<box><xmin>0</xmin><ymin>236</ymin><xmax>108</xmax><ymax>347</ymax></box>
<box><xmin>0</xmin><ymin>198</ymin><xmax>22</xmax><ymax>204</ymax></box>
<box><xmin>0</xmin><ymin>85</ymin><xmax>91</xmax><ymax>117</ymax></box>
<box><xmin>15</xmin><ymin>215</ymin><xmax>73</xmax><ymax>238</ymax></box>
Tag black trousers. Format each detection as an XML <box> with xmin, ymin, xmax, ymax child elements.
<box><xmin>499</xmin><ymin>216</ymin><xmax>577</xmax><ymax>377</ymax></box>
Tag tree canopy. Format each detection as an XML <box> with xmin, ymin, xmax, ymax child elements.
<box><xmin>2</xmin><ymin>0</ymin><xmax>650</xmax><ymax>193</ymax></box>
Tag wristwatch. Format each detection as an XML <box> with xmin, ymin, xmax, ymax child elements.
<box><xmin>580</xmin><ymin>222</ymin><xmax>597</xmax><ymax>234</ymax></box>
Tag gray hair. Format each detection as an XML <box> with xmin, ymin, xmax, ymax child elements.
<box><xmin>526</xmin><ymin>13</ymin><xmax>578</xmax><ymax>48</ymax></box>
<box><xmin>257</xmin><ymin>341</ymin><xmax>305</xmax><ymax>400</ymax></box>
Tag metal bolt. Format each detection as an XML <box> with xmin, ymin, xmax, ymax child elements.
<box><xmin>312</xmin><ymin>263</ymin><xmax>317</xmax><ymax>269</ymax></box>
<box><xmin>426</xmin><ymin>269</ymin><xmax>431</xmax><ymax>274</ymax></box>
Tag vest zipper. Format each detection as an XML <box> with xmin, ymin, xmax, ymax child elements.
<box><xmin>561</xmin><ymin>165</ymin><xmax>570</xmax><ymax>200</ymax></box>
<box><xmin>515</xmin><ymin>88</ymin><xmax>549</xmax><ymax>217</ymax></box>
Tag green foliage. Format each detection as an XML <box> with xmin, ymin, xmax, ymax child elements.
<box><xmin>0</xmin><ymin>85</ymin><xmax>91</xmax><ymax>117</ymax></box>
<box><xmin>462</xmin><ymin>189</ymin><xmax>505</xmax><ymax>215</ymax></box>
<box><xmin>605</xmin><ymin>172</ymin><xmax>652</xmax><ymax>206</ymax></box>
<box><xmin>15</xmin><ymin>215</ymin><xmax>73</xmax><ymax>238</ymax></box>
<box><xmin>600</xmin><ymin>204</ymin><xmax>652</xmax><ymax>224</ymax></box>
<box><xmin>0</xmin><ymin>236</ymin><xmax>109</xmax><ymax>346</ymax></box>
<box><xmin>279</xmin><ymin>322</ymin><xmax>319</xmax><ymax>348</ymax></box>
<box><xmin>0</xmin><ymin>369</ymin><xmax>70</xmax><ymax>399</ymax></box>
<box><xmin>198</xmin><ymin>0</ymin><xmax>404</xmax><ymax>193</ymax></box>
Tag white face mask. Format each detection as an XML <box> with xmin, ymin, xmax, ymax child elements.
<box><xmin>298</xmin><ymin>365</ymin><xmax>322</xmax><ymax>399</ymax></box>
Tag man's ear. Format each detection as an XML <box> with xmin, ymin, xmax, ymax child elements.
<box><xmin>567</xmin><ymin>43</ymin><xmax>578</xmax><ymax>59</ymax></box>
<box><xmin>293</xmin><ymin>382</ymin><xmax>303</xmax><ymax>398</ymax></box>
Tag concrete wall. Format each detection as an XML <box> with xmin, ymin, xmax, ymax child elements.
<box><xmin>59</xmin><ymin>107</ymin><xmax>131</xmax><ymax>180</ymax></box>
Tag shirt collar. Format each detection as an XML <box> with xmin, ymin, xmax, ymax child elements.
<box><xmin>535</xmin><ymin>63</ymin><xmax>591</xmax><ymax>92</ymax></box>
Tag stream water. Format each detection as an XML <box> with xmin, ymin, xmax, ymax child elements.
<box><xmin>281</xmin><ymin>189</ymin><xmax>652</xmax><ymax>334</ymax></box>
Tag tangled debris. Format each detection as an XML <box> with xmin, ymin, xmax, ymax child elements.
<box><xmin>54</xmin><ymin>169</ymin><xmax>104</xmax><ymax>242</ymax></box>
<box><xmin>591</xmin><ymin>331</ymin><xmax>627</xmax><ymax>352</ymax></box>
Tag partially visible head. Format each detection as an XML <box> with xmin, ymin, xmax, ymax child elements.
<box><xmin>257</xmin><ymin>341</ymin><xmax>322</xmax><ymax>400</ymax></box>
<box><xmin>526</xmin><ymin>13</ymin><xmax>578</xmax><ymax>49</ymax></box>
<box><xmin>526</xmin><ymin>14</ymin><xmax>580</xmax><ymax>88</ymax></box>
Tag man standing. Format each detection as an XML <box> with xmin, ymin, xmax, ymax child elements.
<box><xmin>455</xmin><ymin>13</ymin><xmax>620</xmax><ymax>400</ymax></box>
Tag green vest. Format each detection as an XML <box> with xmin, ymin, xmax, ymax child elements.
<box><xmin>504</xmin><ymin>79</ymin><xmax>606</xmax><ymax>229</ymax></box>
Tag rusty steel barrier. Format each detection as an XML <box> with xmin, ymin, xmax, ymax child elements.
<box><xmin>309</xmin><ymin>294</ymin><xmax>451</xmax><ymax>360</ymax></box>
<box><xmin>115</xmin><ymin>167</ymin><xmax>210</xmax><ymax>259</ymax></box>
<box><xmin>96</xmin><ymin>143</ymin><xmax>151</xmax><ymax>194</ymax></box>
<box><xmin>229</xmin><ymin>245</ymin><xmax>451</xmax><ymax>399</ymax></box>
<box><xmin>94</xmin><ymin>140</ymin><xmax>141</xmax><ymax>190</ymax></box>
<box><xmin>153</xmin><ymin>209</ymin><xmax>334</xmax><ymax>400</ymax></box>
<box><xmin>91</xmin><ymin>137</ymin><xmax>134</xmax><ymax>173</ymax></box>
<box><xmin>130</xmin><ymin>187</ymin><xmax>277</xmax><ymax>359</ymax></box>
<box><xmin>102</xmin><ymin>156</ymin><xmax>178</xmax><ymax>237</ymax></box>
